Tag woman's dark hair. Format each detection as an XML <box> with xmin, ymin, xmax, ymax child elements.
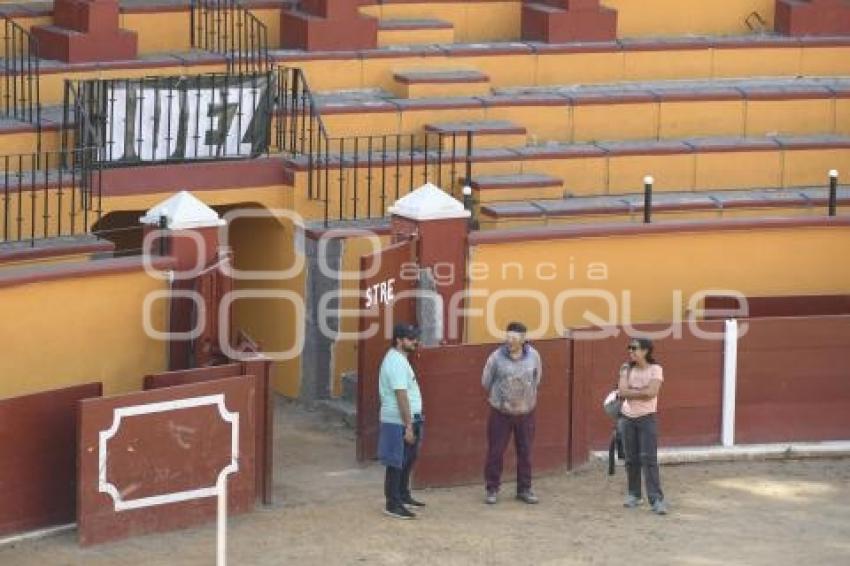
<box><xmin>629</xmin><ymin>337</ymin><xmax>658</xmax><ymax>365</ymax></box>
<box><xmin>506</xmin><ymin>321</ymin><xmax>527</xmax><ymax>334</ymax></box>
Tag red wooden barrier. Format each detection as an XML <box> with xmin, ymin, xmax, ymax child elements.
<box><xmin>570</xmin><ymin>323</ymin><xmax>725</xmax><ymax>467</ymax></box>
<box><xmin>357</xmin><ymin>238</ymin><xmax>416</xmax><ymax>461</ymax></box>
<box><xmin>77</xmin><ymin>375</ymin><xmax>256</xmax><ymax>546</ymax></box>
<box><xmin>411</xmin><ymin>339</ymin><xmax>571</xmax><ymax>488</ymax></box>
<box><xmin>143</xmin><ymin>357</ymin><xmax>274</xmax><ymax>505</ymax></box>
<box><xmin>704</xmin><ymin>294</ymin><xmax>850</xmax><ymax>318</ymax></box>
<box><xmin>0</xmin><ymin>383</ymin><xmax>102</xmax><ymax>537</ymax></box>
<box><xmin>736</xmin><ymin>315</ymin><xmax>850</xmax><ymax>443</ymax></box>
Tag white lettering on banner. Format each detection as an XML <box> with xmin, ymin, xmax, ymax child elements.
<box><xmin>185</xmin><ymin>88</ymin><xmax>216</xmax><ymax>159</ymax></box>
<box><xmin>99</xmin><ymin>76</ymin><xmax>270</xmax><ymax>163</ymax></box>
<box><xmin>365</xmin><ymin>278</ymin><xmax>396</xmax><ymax>309</ymax></box>
<box><xmin>107</xmin><ymin>88</ymin><xmax>127</xmax><ymax>162</ymax></box>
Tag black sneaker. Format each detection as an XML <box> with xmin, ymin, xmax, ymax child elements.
<box><xmin>383</xmin><ymin>505</ymin><xmax>416</xmax><ymax>520</ymax></box>
<box><xmin>402</xmin><ymin>496</ymin><xmax>426</xmax><ymax>507</ymax></box>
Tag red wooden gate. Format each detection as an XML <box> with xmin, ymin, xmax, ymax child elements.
<box><xmin>356</xmin><ymin>238</ymin><xmax>417</xmax><ymax>461</ymax></box>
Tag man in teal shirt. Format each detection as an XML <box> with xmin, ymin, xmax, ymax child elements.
<box><xmin>378</xmin><ymin>323</ymin><xmax>424</xmax><ymax>519</ymax></box>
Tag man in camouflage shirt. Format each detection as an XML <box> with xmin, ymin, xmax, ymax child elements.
<box><xmin>481</xmin><ymin>321</ymin><xmax>543</xmax><ymax>505</ymax></box>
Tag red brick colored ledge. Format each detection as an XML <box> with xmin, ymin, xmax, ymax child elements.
<box><xmin>468</xmin><ymin>216</ymin><xmax>850</xmax><ymax>245</ymax></box>
<box><xmin>100</xmin><ymin>156</ymin><xmax>293</xmax><ymax>197</ymax></box>
<box><xmin>0</xmin><ymin>239</ymin><xmax>114</xmax><ymax>264</ymax></box>
<box><xmin>0</xmin><ymin>255</ymin><xmax>175</xmax><ymax>289</ymax></box>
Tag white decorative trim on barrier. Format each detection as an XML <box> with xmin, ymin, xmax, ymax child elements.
<box><xmin>722</xmin><ymin>319</ymin><xmax>739</xmax><ymax>448</ymax></box>
<box><xmin>98</xmin><ymin>394</ymin><xmax>239</xmax><ymax>512</ymax></box>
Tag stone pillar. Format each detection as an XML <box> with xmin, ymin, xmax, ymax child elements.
<box><xmin>300</xmin><ymin>232</ymin><xmax>344</xmax><ymax>401</ymax></box>
<box><xmin>32</xmin><ymin>0</ymin><xmax>138</xmax><ymax>63</ymax></box>
<box><xmin>281</xmin><ymin>0</ymin><xmax>378</xmax><ymax>51</ymax></box>
<box><xmin>140</xmin><ymin>191</ymin><xmax>226</xmax><ymax>370</ymax></box>
<box><xmin>522</xmin><ymin>0</ymin><xmax>618</xmax><ymax>43</ymax></box>
<box><xmin>388</xmin><ymin>182</ymin><xmax>470</xmax><ymax>345</ymax></box>
<box><xmin>775</xmin><ymin>0</ymin><xmax>850</xmax><ymax>36</ymax></box>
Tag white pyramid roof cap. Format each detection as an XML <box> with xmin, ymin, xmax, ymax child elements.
<box><xmin>139</xmin><ymin>190</ymin><xmax>225</xmax><ymax>230</ymax></box>
<box><xmin>387</xmin><ymin>182</ymin><xmax>471</xmax><ymax>221</ymax></box>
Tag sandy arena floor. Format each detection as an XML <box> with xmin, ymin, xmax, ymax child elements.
<box><xmin>2</xmin><ymin>400</ymin><xmax>848</xmax><ymax>566</ymax></box>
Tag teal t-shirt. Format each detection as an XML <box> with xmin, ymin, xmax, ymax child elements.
<box><xmin>378</xmin><ymin>348</ymin><xmax>422</xmax><ymax>424</ymax></box>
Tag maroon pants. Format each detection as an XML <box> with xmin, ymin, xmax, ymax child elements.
<box><xmin>484</xmin><ymin>408</ymin><xmax>535</xmax><ymax>493</ymax></box>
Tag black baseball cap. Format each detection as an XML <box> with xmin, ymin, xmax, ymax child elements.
<box><xmin>393</xmin><ymin>323</ymin><xmax>420</xmax><ymax>340</ymax></box>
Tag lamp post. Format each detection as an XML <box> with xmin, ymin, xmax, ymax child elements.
<box><xmin>828</xmin><ymin>169</ymin><xmax>838</xmax><ymax>217</ymax></box>
<box><xmin>643</xmin><ymin>175</ymin><xmax>654</xmax><ymax>224</ymax></box>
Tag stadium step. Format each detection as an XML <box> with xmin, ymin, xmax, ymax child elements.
<box><xmin>319</xmin><ymin>76</ymin><xmax>850</xmax><ymax>142</ymax></box>
<box><xmin>423</xmin><ymin>120</ymin><xmax>527</xmax><ymax>149</ymax></box>
<box><xmin>377</xmin><ymin>18</ymin><xmax>455</xmax><ymax>47</ymax></box>
<box><xmin>469</xmin><ymin>173</ymin><xmax>565</xmax><ymax>203</ymax></box>
<box><xmin>389</xmin><ymin>69</ymin><xmax>491</xmax><ymax>99</ymax></box>
<box><xmin>478</xmin><ymin>186</ymin><xmax>850</xmax><ymax>230</ymax></box>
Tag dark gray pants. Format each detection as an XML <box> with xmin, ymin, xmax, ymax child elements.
<box><xmin>621</xmin><ymin>413</ymin><xmax>664</xmax><ymax>504</ymax></box>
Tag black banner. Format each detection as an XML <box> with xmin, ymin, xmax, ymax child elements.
<box><xmin>73</xmin><ymin>72</ymin><xmax>274</xmax><ymax>164</ymax></box>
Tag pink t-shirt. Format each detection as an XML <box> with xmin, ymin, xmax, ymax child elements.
<box><xmin>621</xmin><ymin>364</ymin><xmax>663</xmax><ymax>418</ymax></box>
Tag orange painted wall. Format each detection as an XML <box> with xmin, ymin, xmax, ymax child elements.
<box><xmin>466</xmin><ymin>223</ymin><xmax>850</xmax><ymax>342</ymax></box>
<box><xmin>0</xmin><ymin>264</ymin><xmax>169</xmax><ymax>399</ymax></box>
<box><xmin>602</xmin><ymin>0</ymin><xmax>775</xmax><ymax>36</ymax></box>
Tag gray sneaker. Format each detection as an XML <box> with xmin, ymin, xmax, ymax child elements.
<box><xmin>651</xmin><ymin>500</ymin><xmax>669</xmax><ymax>515</ymax></box>
<box><xmin>485</xmin><ymin>490</ymin><xmax>498</xmax><ymax>504</ymax></box>
<box><xmin>516</xmin><ymin>489</ymin><xmax>539</xmax><ymax>504</ymax></box>
<box><xmin>623</xmin><ymin>495</ymin><xmax>643</xmax><ymax>508</ymax></box>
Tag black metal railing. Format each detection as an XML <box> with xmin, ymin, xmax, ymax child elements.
<box><xmin>1</xmin><ymin>15</ymin><xmax>41</xmax><ymax>130</ymax></box>
<box><xmin>308</xmin><ymin>131</ymin><xmax>474</xmax><ymax>226</ymax></box>
<box><xmin>0</xmin><ymin>147</ymin><xmax>103</xmax><ymax>246</ymax></box>
<box><xmin>275</xmin><ymin>66</ymin><xmax>327</xmax><ymax>157</ymax></box>
<box><xmin>190</xmin><ymin>0</ymin><xmax>270</xmax><ymax>74</ymax></box>
<box><xmin>62</xmin><ymin>68</ymin><xmax>319</xmax><ymax>164</ymax></box>
<box><xmin>55</xmin><ymin>63</ymin><xmax>475</xmax><ymax>228</ymax></box>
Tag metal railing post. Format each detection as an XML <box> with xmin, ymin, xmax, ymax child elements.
<box><xmin>828</xmin><ymin>169</ymin><xmax>838</xmax><ymax>217</ymax></box>
<box><xmin>643</xmin><ymin>175</ymin><xmax>654</xmax><ymax>224</ymax></box>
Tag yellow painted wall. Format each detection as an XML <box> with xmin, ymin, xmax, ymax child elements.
<box><xmin>122</xmin><ymin>12</ymin><xmax>192</xmax><ymax>54</ymax></box>
<box><xmin>293</xmin><ymin>44</ymin><xmax>850</xmax><ymax>95</ymax></box>
<box><xmin>466</xmin><ymin>223</ymin><xmax>850</xmax><ymax>342</ymax></box>
<box><xmin>0</xmin><ymin>265</ymin><xmax>168</xmax><ymax>398</ymax></box>
<box><xmin>602</xmin><ymin>0</ymin><xmax>775</xmax><ymax>37</ymax></box>
<box><xmin>37</xmin><ymin>61</ymin><xmax>229</xmax><ymax>107</ymax></box>
<box><xmin>317</xmin><ymin>95</ymin><xmax>839</xmax><ymax>145</ymax></box>
<box><xmin>1</xmin><ymin>188</ymin><xmax>94</xmax><ymax>243</ymax></box>
<box><xmin>227</xmin><ymin>209</ymin><xmax>305</xmax><ymax>397</ymax></box>
<box><xmin>0</xmin><ymin>130</ymin><xmax>62</xmax><ymax>166</ymax></box>
<box><xmin>330</xmin><ymin>234</ymin><xmax>392</xmax><ymax>396</ymax></box>
<box><xmin>362</xmin><ymin>2</ymin><xmax>520</xmax><ymax>43</ymax></box>
<box><xmin>572</xmin><ymin>103</ymin><xmax>659</xmax><ymax>142</ymax></box>
<box><xmin>745</xmin><ymin>99</ymin><xmax>835</xmax><ymax>136</ymax></box>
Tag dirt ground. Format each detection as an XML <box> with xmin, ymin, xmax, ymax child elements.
<box><xmin>2</xmin><ymin>399</ymin><xmax>849</xmax><ymax>566</ymax></box>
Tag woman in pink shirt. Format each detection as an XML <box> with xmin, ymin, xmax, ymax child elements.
<box><xmin>617</xmin><ymin>337</ymin><xmax>668</xmax><ymax>515</ymax></box>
